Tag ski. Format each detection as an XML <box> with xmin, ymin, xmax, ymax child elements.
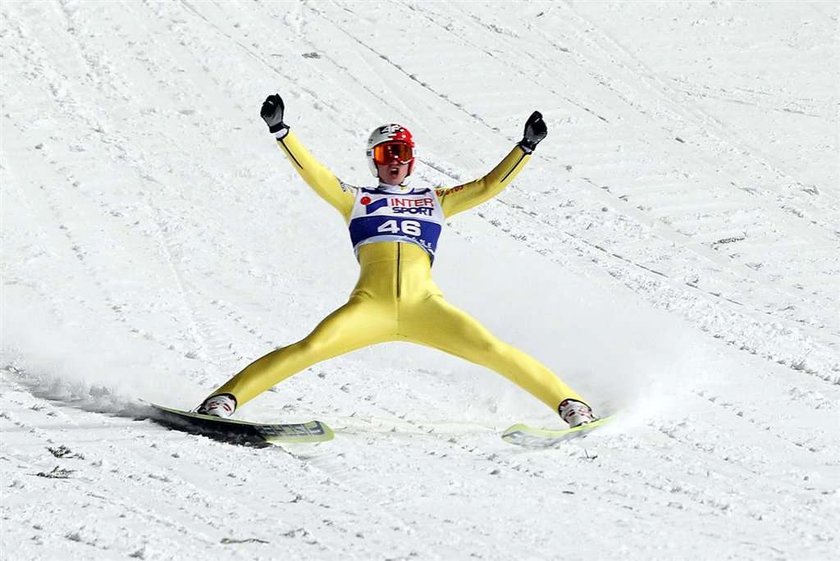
<box><xmin>148</xmin><ymin>403</ymin><xmax>334</xmax><ymax>446</ymax></box>
<box><xmin>502</xmin><ymin>415</ymin><xmax>614</xmax><ymax>448</ymax></box>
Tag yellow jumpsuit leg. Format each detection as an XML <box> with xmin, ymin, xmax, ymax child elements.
<box><xmin>203</xmin><ymin>244</ymin><xmax>587</xmax><ymax>415</ymax></box>
<box><xmin>209</xmin><ymin>294</ymin><xmax>394</xmax><ymax>407</ymax></box>
<box><xmin>401</xmin><ymin>294</ymin><xmax>586</xmax><ymax>412</ymax></box>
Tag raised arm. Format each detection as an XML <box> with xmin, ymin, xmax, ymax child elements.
<box><xmin>261</xmin><ymin>94</ymin><xmax>354</xmax><ymax>221</ymax></box>
<box><xmin>436</xmin><ymin>111</ymin><xmax>548</xmax><ymax>218</ymax></box>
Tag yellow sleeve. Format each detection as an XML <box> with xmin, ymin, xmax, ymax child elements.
<box><xmin>275</xmin><ymin>131</ymin><xmax>355</xmax><ymax>221</ymax></box>
<box><xmin>435</xmin><ymin>145</ymin><xmax>531</xmax><ymax>218</ymax></box>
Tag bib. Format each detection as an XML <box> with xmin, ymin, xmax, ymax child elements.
<box><xmin>348</xmin><ymin>186</ymin><xmax>445</xmax><ymax>262</ymax></box>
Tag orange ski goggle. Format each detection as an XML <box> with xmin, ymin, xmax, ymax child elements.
<box><xmin>372</xmin><ymin>142</ymin><xmax>413</xmax><ymax>165</ymax></box>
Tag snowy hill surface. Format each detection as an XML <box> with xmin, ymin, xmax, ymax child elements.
<box><xmin>2</xmin><ymin>1</ymin><xmax>838</xmax><ymax>560</ymax></box>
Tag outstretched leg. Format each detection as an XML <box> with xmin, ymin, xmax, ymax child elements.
<box><xmin>401</xmin><ymin>295</ymin><xmax>587</xmax><ymax>413</ymax></box>
<box><xmin>206</xmin><ymin>296</ymin><xmax>394</xmax><ymax>408</ymax></box>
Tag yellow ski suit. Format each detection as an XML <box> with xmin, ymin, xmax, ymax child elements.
<box><xmin>208</xmin><ymin>132</ymin><xmax>586</xmax><ymax>414</ymax></box>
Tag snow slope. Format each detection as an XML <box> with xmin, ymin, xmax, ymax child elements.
<box><xmin>1</xmin><ymin>1</ymin><xmax>838</xmax><ymax>559</ymax></box>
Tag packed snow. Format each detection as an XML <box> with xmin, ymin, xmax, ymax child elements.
<box><xmin>1</xmin><ymin>1</ymin><xmax>838</xmax><ymax>560</ymax></box>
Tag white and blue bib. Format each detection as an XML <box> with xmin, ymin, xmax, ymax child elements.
<box><xmin>348</xmin><ymin>186</ymin><xmax>445</xmax><ymax>262</ymax></box>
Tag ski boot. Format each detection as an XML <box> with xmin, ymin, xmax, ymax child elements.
<box><xmin>559</xmin><ymin>399</ymin><xmax>597</xmax><ymax>428</ymax></box>
<box><xmin>196</xmin><ymin>394</ymin><xmax>237</xmax><ymax>418</ymax></box>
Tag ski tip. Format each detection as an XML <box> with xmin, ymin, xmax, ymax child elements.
<box><xmin>501</xmin><ymin>423</ymin><xmax>531</xmax><ymax>438</ymax></box>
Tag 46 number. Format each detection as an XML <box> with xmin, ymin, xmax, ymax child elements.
<box><xmin>377</xmin><ymin>220</ymin><xmax>421</xmax><ymax>237</ymax></box>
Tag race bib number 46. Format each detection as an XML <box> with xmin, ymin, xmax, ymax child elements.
<box><xmin>377</xmin><ymin>219</ymin><xmax>422</xmax><ymax>236</ymax></box>
<box><xmin>348</xmin><ymin>188</ymin><xmax>445</xmax><ymax>260</ymax></box>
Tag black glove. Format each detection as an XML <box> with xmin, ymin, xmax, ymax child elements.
<box><xmin>261</xmin><ymin>94</ymin><xmax>289</xmax><ymax>138</ymax></box>
<box><xmin>518</xmin><ymin>111</ymin><xmax>547</xmax><ymax>153</ymax></box>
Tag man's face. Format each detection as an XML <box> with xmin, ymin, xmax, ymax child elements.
<box><xmin>377</xmin><ymin>161</ymin><xmax>410</xmax><ymax>186</ymax></box>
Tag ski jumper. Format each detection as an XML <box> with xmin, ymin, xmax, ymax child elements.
<box><xmin>208</xmin><ymin>131</ymin><xmax>587</xmax><ymax>413</ymax></box>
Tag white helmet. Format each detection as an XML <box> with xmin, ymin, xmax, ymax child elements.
<box><xmin>365</xmin><ymin>124</ymin><xmax>416</xmax><ymax>177</ymax></box>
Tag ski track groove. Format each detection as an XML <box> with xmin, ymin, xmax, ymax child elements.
<box><xmin>560</xmin><ymin>6</ymin><xmax>839</xmax><ymax>237</ymax></box>
<box><xmin>174</xmin><ymin>0</ymin><xmax>365</xmax><ymax>141</ymax></box>
<box><xmin>556</xmin><ymin>27</ymin><xmax>832</xmax><ymax>310</ymax></box>
<box><xmin>308</xmin><ymin>3</ymin><xmax>503</xmax><ymax>134</ymax></box>
<box><xmin>691</xmin><ymin>387</ymin><xmax>833</xmax><ymax>454</ymax></box>
<box><xmin>563</xmin><ymin>2</ymin><xmax>836</xmax><ymax>194</ymax></box>
<box><xmin>647</xmin><ymin>417</ymin><xmax>837</xmax><ymax>549</ymax></box>
<box><xmin>554</xmin><ymin>5</ymin><xmax>839</xmax><ymax>259</ymax></box>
